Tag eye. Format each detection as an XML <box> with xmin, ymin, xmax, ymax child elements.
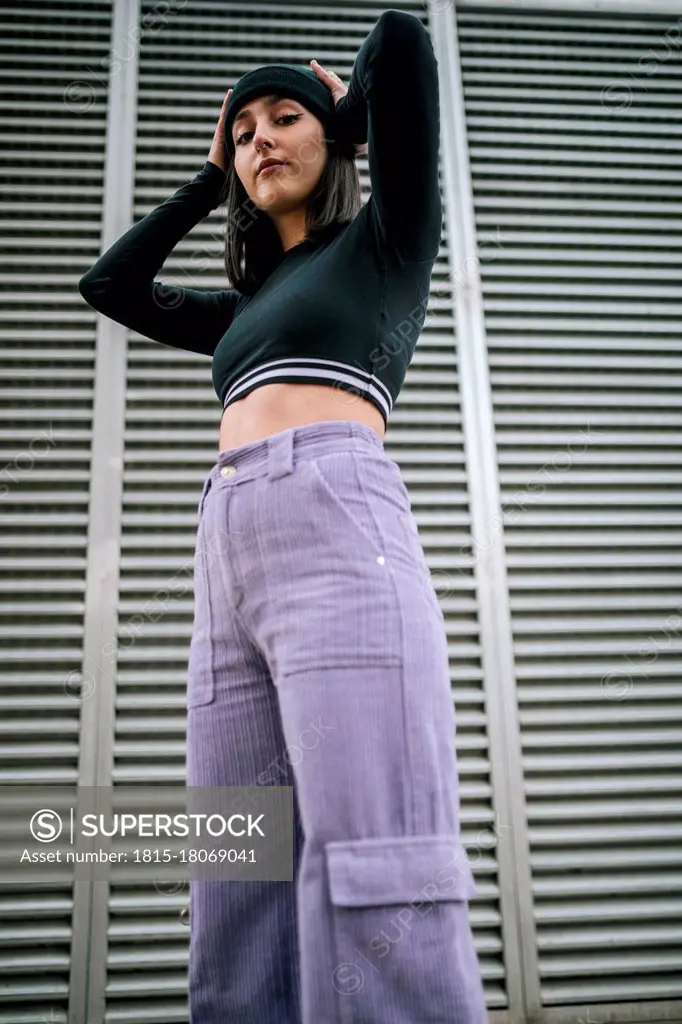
<box><xmin>236</xmin><ymin>113</ymin><xmax>301</xmax><ymax>146</ymax></box>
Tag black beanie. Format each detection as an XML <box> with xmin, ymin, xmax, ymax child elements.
<box><xmin>223</xmin><ymin>64</ymin><xmax>338</xmax><ymax>159</ymax></box>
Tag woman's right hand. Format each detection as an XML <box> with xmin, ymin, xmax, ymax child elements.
<box><xmin>207</xmin><ymin>89</ymin><xmax>232</xmax><ymax>172</ymax></box>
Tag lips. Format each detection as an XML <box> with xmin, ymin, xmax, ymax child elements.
<box><xmin>258</xmin><ymin>160</ymin><xmax>287</xmax><ymax>176</ymax></box>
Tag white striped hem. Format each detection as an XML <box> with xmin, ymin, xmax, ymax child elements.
<box><xmin>222</xmin><ymin>357</ymin><xmax>394</xmax><ymax>422</ymax></box>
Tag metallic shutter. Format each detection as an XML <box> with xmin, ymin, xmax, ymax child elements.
<box><xmin>95</xmin><ymin>0</ymin><xmax>506</xmax><ymax>1020</ymax></box>
<box><xmin>0</xmin><ymin>2</ymin><xmax>113</xmax><ymax>1023</ymax></box>
<box><xmin>457</xmin><ymin>2</ymin><xmax>682</xmax><ymax>1021</ymax></box>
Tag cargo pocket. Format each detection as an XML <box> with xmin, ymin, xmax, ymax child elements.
<box><xmin>325</xmin><ymin>834</ymin><xmax>479</xmax><ymax>1020</ymax></box>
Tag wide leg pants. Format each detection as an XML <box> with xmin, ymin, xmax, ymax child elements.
<box><xmin>186</xmin><ymin>419</ymin><xmax>487</xmax><ymax>1024</ymax></box>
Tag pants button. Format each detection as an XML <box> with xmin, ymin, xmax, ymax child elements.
<box><xmin>220</xmin><ymin>466</ymin><xmax>237</xmax><ymax>477</ymax></box>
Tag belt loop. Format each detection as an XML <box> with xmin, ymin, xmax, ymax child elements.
<box><xmin>267</xmin><ymin>428</ymin><xmax>295</xmax><ymax>480</ymax></box>
<box><xmin>350</xmin><ymin>420</ymin><xmax>378</xmax><ymax>448</ymax></box>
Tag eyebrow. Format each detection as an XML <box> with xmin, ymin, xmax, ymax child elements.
<box><xmin>233</xmin><ymin>94</ymin><xmax>289</xmax><ymax>127</ymax></box>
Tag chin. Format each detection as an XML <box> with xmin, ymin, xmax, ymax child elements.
<box><xmin>258</xmin><ymin>185</ymin><xmax>312</xmax><ymax>211</ymax></box>
<box><xmin>253</xmin><ymin>189</ymin><xmax>287</xmax><ymax>211</ymax></box>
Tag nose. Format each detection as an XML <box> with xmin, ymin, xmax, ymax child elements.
<box><xmin>251</xmin><ymin>119</ymin><xmax>275</xmax><ymax>155</ymax></box>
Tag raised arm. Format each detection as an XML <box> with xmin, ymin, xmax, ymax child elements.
<box><xmin>333</xmin><ymin>9</ymin><xmax>442</xmax><ymax>264</ymax></box>
<box><xmin>78</xmin><ymin>161</ymin><xmax>242</xmax><ymax>356</ymax></box>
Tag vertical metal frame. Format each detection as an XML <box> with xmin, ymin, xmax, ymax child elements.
<box><xmin>428</xmin><ymin>4</ymin><xmax>539</xmax><ymax>1021</ymax></box>
<box><xmin>68</xmin><ymin>0</ymin><xmax>140</xmax><ymax>1020</ymax></box>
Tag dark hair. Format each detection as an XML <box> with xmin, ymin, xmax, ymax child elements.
<box><xmin>218</xmin><ymin>134</ymin><xmax>362</xmax><ymax>296</ymax></box>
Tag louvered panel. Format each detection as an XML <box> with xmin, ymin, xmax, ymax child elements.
<box><xmin>458</xmin><ymin>2</ymin><xmax>682</xmax><ymax>1018</ymax></box>
<box><xmin>0</xmin><ymin>1</ymin><xmax>112</xmax><ymax>1021</ymax></box>
<box><xmin>103</xmin><ymin>0</ymin><xmax>505</xmax><ymax>1019</ymax></box>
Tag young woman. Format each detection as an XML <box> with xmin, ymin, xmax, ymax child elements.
<box><xmin>79</xmin><ymin>10</ymin><xmax>487</xmax><ymax>1023</ymax></box>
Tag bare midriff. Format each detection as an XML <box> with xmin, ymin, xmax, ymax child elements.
<box><xmin>218</xmin><ymin>383</ymin><xmax>386</xmax><ymax>451</ymax></box>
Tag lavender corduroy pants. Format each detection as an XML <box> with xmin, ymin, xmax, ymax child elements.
<box><xmin>186</xmin><ymin>419</ymin><xmax>487</xmax><ymax>1024</ymax></box>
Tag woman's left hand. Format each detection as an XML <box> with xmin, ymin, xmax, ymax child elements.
<box><xmin>310</xmin><ymin>59</ymin><xmax>369</xmax><ymax>157</ymax></box>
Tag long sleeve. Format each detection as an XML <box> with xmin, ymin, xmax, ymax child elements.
<box><xmin>334</xmin><ymin>9</ymin><xmax>442</xmax><ymax>264</ymax></box>
<box><xmin>78</xmin><ymin>161</ymin><xmax>242</xmax><ymax>357</ymax></box>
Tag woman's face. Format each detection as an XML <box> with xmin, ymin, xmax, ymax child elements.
<box><xmin>231</xmin><ymin>94</ymin><xmax>328</xmax><ymax>214</ymax></box>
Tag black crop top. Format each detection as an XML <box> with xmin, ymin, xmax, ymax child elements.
<box><xmin>78</xmin><ymin>9</ymin><xmax>442</xmax><ymax>430</ymax></box>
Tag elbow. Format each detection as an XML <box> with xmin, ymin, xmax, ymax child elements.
<box><xmin>374</xmin><ymin>10</ymin><xmax>439</xmax><ymax>98</ymax></box>
<box><xmin>78</xmin><ymin>270</ymin><xmax>112</xmax><ymax>312</ymax></box>
<box><xmin>377</xmin><ymin>9</ymin><xmax>426</xmax><ymax>29</ymax></box>
<box><xmin>78</xmin><ymin>274</ymin><xmax>93</xmax><ymax>301</ymax></box>
<box><xmin>78</xmin><ymin>274</ymin><xmax>97</xmax><ymax>309</ymax></box>
<box><xmin>377</xmin><ymin>9</ymin><xmax>435</xmax><ymax>57</ymax></box>
<box><xmin>78</xmin><ymin>267</ymin><xmax>98</xmax><ymax>299</ymax></box>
